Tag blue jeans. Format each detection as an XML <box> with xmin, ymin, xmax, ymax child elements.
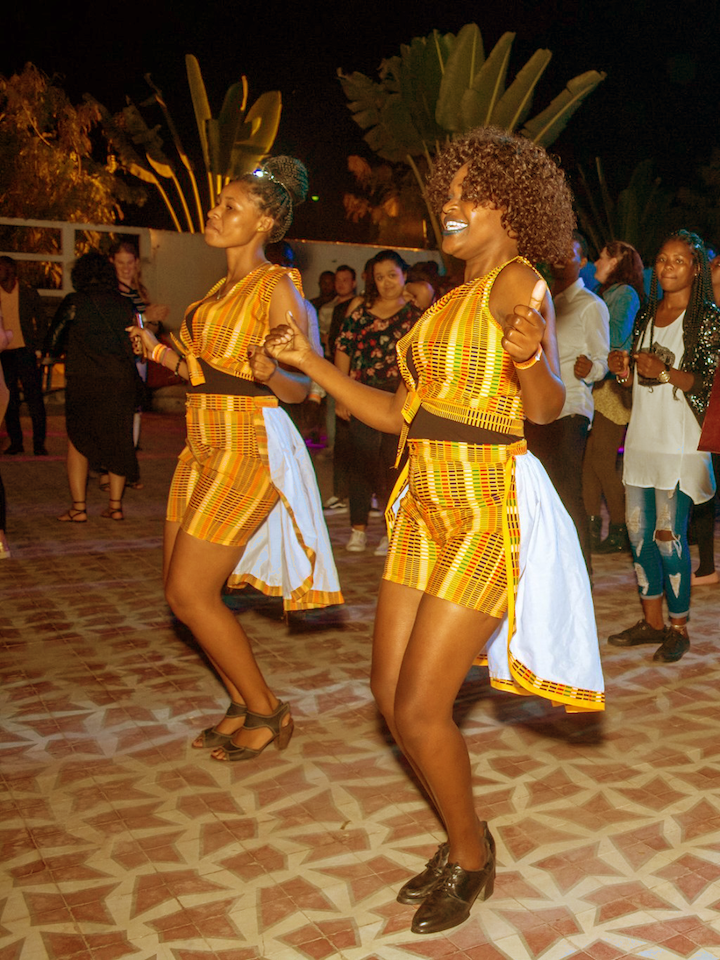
<box><xmin>625</xmin><ymin>484</ymin><xmax>692</xmax><ymax>618</ymax></box>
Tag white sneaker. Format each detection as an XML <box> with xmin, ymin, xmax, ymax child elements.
<box><xmin>346</xmin><ymin>529</ymin><xmax>367</xmax><ymax>552</ymax></box>
<box><xmin>323</xmin><ymin>495</ymin><xmax>348</xmax><ymax>515</ymax></box>
<box><xmin>373</xmin><ymin>535</ymin><xmax>389</xmax><ymax>557</ymax></box>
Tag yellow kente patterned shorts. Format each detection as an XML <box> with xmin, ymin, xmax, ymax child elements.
<box><xmin>383</xmin><ymin>438</ymin><xmax>524</xmax><ymax>618</ymax></box>
<box><xmin>167</xmin><ymin>394</ymin><xmax>279</xmax><ymax>547</ymax></box>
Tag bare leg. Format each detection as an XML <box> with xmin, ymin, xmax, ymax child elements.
<box><xmin>372</xmin><ymin>580</ymin><xmax>498</xmax><ymax>871</ymax></box>
<box><xmin>639</xmin><ymin>595</ymin><xmax>665</xmax><ymax>631</ymax></box>
<box><xmin>372</xmin><ymin>581</ymin><xmax>438</xmax><ymax>807</ymax></box>
<box><xmin>108</xmin><ymin>471</ymin><xmax>126</xmax><ymax>503</ymax></box>
<box><xmin>163</xmin><ymin>521</ymin><xmax>246</xmax><ymax>745</ymax></box>
<box><xmin>58</xmin><ymin>439</ymin><xmax>88</xmax><ymax>520</ymax></box>
<box><xmin>164</xmin><ymin>528</ymin><xmax>288</xmax><ymax>753</ymax></box>
<box><xmin>66</xmin><ymin>439</ymin><xmax>89</xmax><ymax>503</ymax></box>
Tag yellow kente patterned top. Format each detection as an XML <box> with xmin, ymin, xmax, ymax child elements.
<box><xmin>396</xmin><ymin>257</ymin><xmax>535</xmax><ymax>450</ymax></box>
<box><xmin>173</xmin><ymin>263</ymin><xmax>303</xmax><ymax>388</ymax></box>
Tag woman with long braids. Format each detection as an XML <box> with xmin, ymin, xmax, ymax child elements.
<box><xmin>129</xmin><ymin>156</ymin><xmax>342</xmax><ymax>762</ymax></box>
<box><xmin>261</xmin><ymin>128</ymin><xmax>604</xmax><ymax>935</ymax></box>
<box><xmin>608</xmin><ymin>230</ymin><xmax>720</xmax><ymax>661</ymax></box>
<box><xmin>583</xmin><ymin>241</ymin><xmax>644</xmax><ymax>553</ymax></box>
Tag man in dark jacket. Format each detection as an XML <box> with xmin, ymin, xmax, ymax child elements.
<box><xmin>0</xmin><ymin>257</ymin><xmax>48</xmax><ymax>455</ymax></box>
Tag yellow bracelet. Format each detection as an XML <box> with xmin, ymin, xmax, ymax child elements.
<box><xmin>513</xmin><ymin>344</ymin><xmax>543</xmax><ymax>370</ymax></box>
<box><xmin>151</xmin><ymin>344</ymin><xmax>168</xmax><ymax>365</ymax></box>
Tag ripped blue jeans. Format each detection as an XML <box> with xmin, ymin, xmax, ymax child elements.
<box><xmin>625</xmin><ymin>484</ymin><xmax>692</xmax><ymax>618</ymax></box>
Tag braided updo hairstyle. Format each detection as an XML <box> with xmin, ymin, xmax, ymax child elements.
<box><xmin>238</xmin><ymin>156</ymin><xmax>309</xmax><ymax>243</ymax></box>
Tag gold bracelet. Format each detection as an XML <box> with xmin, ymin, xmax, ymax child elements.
<box><xmin>616</xmin><ymin>372</ymin><xmax>630</xmax><ymax>384</ymax></box>
<box><xmin>513</xmin><ymin>344</ymin><xmax>543</xmax><ymax>370</ymax></box>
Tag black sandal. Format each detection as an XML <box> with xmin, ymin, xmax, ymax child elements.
<box><xmin>58</xmin><ymin>501</ymin><xmax>87</xmax><ymax>523</ymax></box>
<box><xmin>101</xmin><ymin>499</ymin><xmax>124</xmax><ymax>521</ymax></box>
<box><xmin>212</xmin><ymin>701</ymin><xmax>293</xmax><ymax>762</ymax></box>
<box><xmin>191</xmin><ymin>701</ymin><xmax>247</xmax><ymax>749</ymax></box>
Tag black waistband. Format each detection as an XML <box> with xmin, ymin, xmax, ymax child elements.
<box><xmin>189</xmin><ymin>358</ymin><xmax>271</xmax><ymax>397</ymax></box>
<box><xmin>408</xmin><ymin>406</ymin><xmax>522</xmax><ymax>445</ymax></box>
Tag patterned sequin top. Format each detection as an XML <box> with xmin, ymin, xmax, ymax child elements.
<box><xmin>396</xmin><ymin>258</ymin><xmax>533</xmax><ymax>449</ymax></box>
<box><xmin>630</xmin><ymin>299</ymin><xmax>720</xmax><ymax>427</ymax></box>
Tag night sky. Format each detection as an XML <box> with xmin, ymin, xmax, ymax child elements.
<box><xmin>3</xmin><ymin>0</ymin><xmax>720</xmax><ymax>242</ymax></box>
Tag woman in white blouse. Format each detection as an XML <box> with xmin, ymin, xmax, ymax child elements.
<box><xmin>607</xmin><ymin>230</ymin><xmax>720</xmax><ymax>662</ymax></box>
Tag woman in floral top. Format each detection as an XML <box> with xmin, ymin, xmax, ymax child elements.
<box><xmin>335</xmin><ymin>250</ymin><xmax>422</xmax><ymax>554</ymax></box>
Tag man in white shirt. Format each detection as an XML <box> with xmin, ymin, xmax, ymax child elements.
<box><xmin>526</xmin><ymin>232</ymin><xmax>610</xmax><ymax>573</ymax></box>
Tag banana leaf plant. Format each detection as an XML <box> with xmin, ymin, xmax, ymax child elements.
<box><xmin>89</xmin><ymin>57</ymin><xmax>282</xmax><ymax>232</ymax></box>
<box><xmin>186</xmin><ymin>54</ymin><xmax>282</xmax><ymax>211</ymax></box>
<box><xmin>575</xmin><ymin>158</ymin><xmax>672</xmax><ymax>262</ymax></box>
<box><xmin>339</xmin><ymin>22</ymin><xmax>606</xmax><ymax>258</ymax></box>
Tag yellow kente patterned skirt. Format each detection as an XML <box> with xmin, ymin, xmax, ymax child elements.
<box><xmin>384</xmin><ymin>438</ymin><xmax>523</xmax><ymax>617</ymax></box>
<box><xmin>167</xmin><ymin>393</ymin><xmax>280</xmax><ymax>547</ymax></box>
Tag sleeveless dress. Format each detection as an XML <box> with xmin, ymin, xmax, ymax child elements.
<box><xmin>386</xmin><ymin>259</ymin><xmax>604</xmax><ymax>712</ymax></box>
<box><xmin>167</xmin><ymin>263</ymin><xmax>343</xmax><ymax>612</ymax></box>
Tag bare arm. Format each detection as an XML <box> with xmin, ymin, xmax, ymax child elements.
<box><xmin>634</xmin><ymin>348</ymin><xmax>694</xmax><ymax>392</ymax></box>
<box><xmin>490</xmin><ymin>263</ymin><xmax>565</xmax><ymax>424</ymax></box>
<box><xmin>333</xmin><ymin>349</ymin><xmax>351</xmax><ymax>420</ymax></box>
<box><xmin>264</xmin><ymin>312</ymin><xmax>407</xmax><ymax>434</ymax></box>
<box><xmin>0</xmin><ymin>326</ymin><xmax>12</xmax><ymax>421</ymax></box>
<box><xmin>261</xmin><ymin>276</ymin><xmax>311</xmax><ymax>404</ymax></box>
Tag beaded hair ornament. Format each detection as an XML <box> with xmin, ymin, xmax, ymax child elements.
<box><xmin>251</xmin><ymin>165</ymin><xmax>294</xmax><ymax>242</ymax></box>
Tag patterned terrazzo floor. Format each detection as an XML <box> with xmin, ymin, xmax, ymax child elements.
<box><xmin>1</xmin><ymin>411</ymin><xmax>720</xmax><ymax>960</ymax></box>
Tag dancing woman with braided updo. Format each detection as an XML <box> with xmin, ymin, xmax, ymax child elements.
<box><xmin>261</xmin><ymin>127</ymin><xmax>604</xmax><ymax>935</ymax></box>
<box><xmin>129</xmin><ymin>157</ymin><xmax>342</xmax><ymax>762</ymax></box>
<box><xmin>608</xmin><ymin>230</ymin><xmax>720</xmax><ymax>662</ymax></box>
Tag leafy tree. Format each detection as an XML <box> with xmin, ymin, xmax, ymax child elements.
<box><xmin>670</xmin><ymin>149</ymin><xmax>720</xmax><ymax>251</ymax></box>
<box><xmin>91</xmin><ymin>56</ymin><xmax>282</xmax><ymax>233</ymax></box>
<box><xmin>339</xmin><ymin>22</ymin><xmax>606</xmax><ymax>255</ymax></box>
<box><xmin>574</xmin><ymin>159</ymin><xmax>672</xmax><ymax>262</ymax></box>
<box><xmin>0</xmin><ymin>63</ymin><xmax>143</xmax><ymax>224</ymax></box>
<box><xmin>343</xmin><ymin>156</ymin><xmax>428</xmax><ymax>246</ymax></box>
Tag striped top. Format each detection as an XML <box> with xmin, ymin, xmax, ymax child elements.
<box><xmin>397</xmin><ymin>258</ymin><xmax>534</xmax><ymax>441</ymax></box>
<box><xmin>174</xmin><ymin>263</ymin><xmax>303</xmax><ymax>387</ymax></box>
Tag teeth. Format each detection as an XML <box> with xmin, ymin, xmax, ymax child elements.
<box><xmin>443</xmin><ymin>220</ymin><xmax>467</xmax><ymax>233</ymax></box>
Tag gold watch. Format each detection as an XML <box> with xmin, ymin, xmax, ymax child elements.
<box><xmin>657</xmin><ymin>364</ymin><xmax>671</xmax><ymax>384</ymax></box>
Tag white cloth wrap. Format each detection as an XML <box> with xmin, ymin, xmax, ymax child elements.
<box><xmin>484</xmin><ymin>450</ymin><xmax>604</xmax><ymax>698</ymax></box>
<box><xmin>387</xmin><ymin>449</ymin><xmax>604</xmax><ymax>703</ymax></box>
<box><xmin>233</xmin><ymin>406</ymin><xmax>341</xmax><ymax>603</ymax></box>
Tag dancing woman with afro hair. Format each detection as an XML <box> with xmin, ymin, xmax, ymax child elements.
<box><xmin>260</xmin><ymin>128</ymin><xmax>604</xmax><ymax>935</ymax></box>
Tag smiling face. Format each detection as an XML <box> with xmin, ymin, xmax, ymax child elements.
<box><xmin>373</xmin><ymin>259</ymin><xmax>406</xmax><ymax>301</ymax></box>
<box><xmin>594</xmin><ymin>247</ymin><xmax>619</xmax><ymax>285</ymax></box>
<box><xmin>655</xmin><ymin>240</ymin><xmax>698</xmax><ymax>294</ymax></box>
<box><xmin>111</xmin><ymin>251</ymin><xmax>139</xmax><ymax>288</ymax></box>
<box><xmin>205</xmin><ymin>181</ymin><xmax>273</xmax><ymax>249</ymax></box>
<box><xmin>440</xmin><ymin>163</ymin><xmax>508</xmax><ymax>263</ymax></box>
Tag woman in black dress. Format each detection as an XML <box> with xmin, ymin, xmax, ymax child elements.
<box><xmin>48</xmin><ymin>253</ymin><xmax>141</xmax><ymax>521</ymax></box>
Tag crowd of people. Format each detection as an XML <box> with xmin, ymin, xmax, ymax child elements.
<box><xmin>2</xmin><ymin>126</ymin><xmax>720</xmax><ymax>936</ymax></box>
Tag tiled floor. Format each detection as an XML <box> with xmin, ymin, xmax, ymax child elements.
<box><xmin>1</xmin><ymin>411</ymin><xmax>720</xmax><ymax>960</ymax></box>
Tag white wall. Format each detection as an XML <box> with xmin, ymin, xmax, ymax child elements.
<box><xmin>145</xmin><ymin>234</ymin><xmax>443</xmax><ymax>331</ymax></box>
<box><xmin>1</xmin><ymin>218</ymin><xmax>442</xmax><ymax>331</ymax></box>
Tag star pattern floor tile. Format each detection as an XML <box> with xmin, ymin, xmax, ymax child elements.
<box><xmin>1</xmin><ymin>412</ymin><xmax>719</xmax><ymax>959</ymax></box>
